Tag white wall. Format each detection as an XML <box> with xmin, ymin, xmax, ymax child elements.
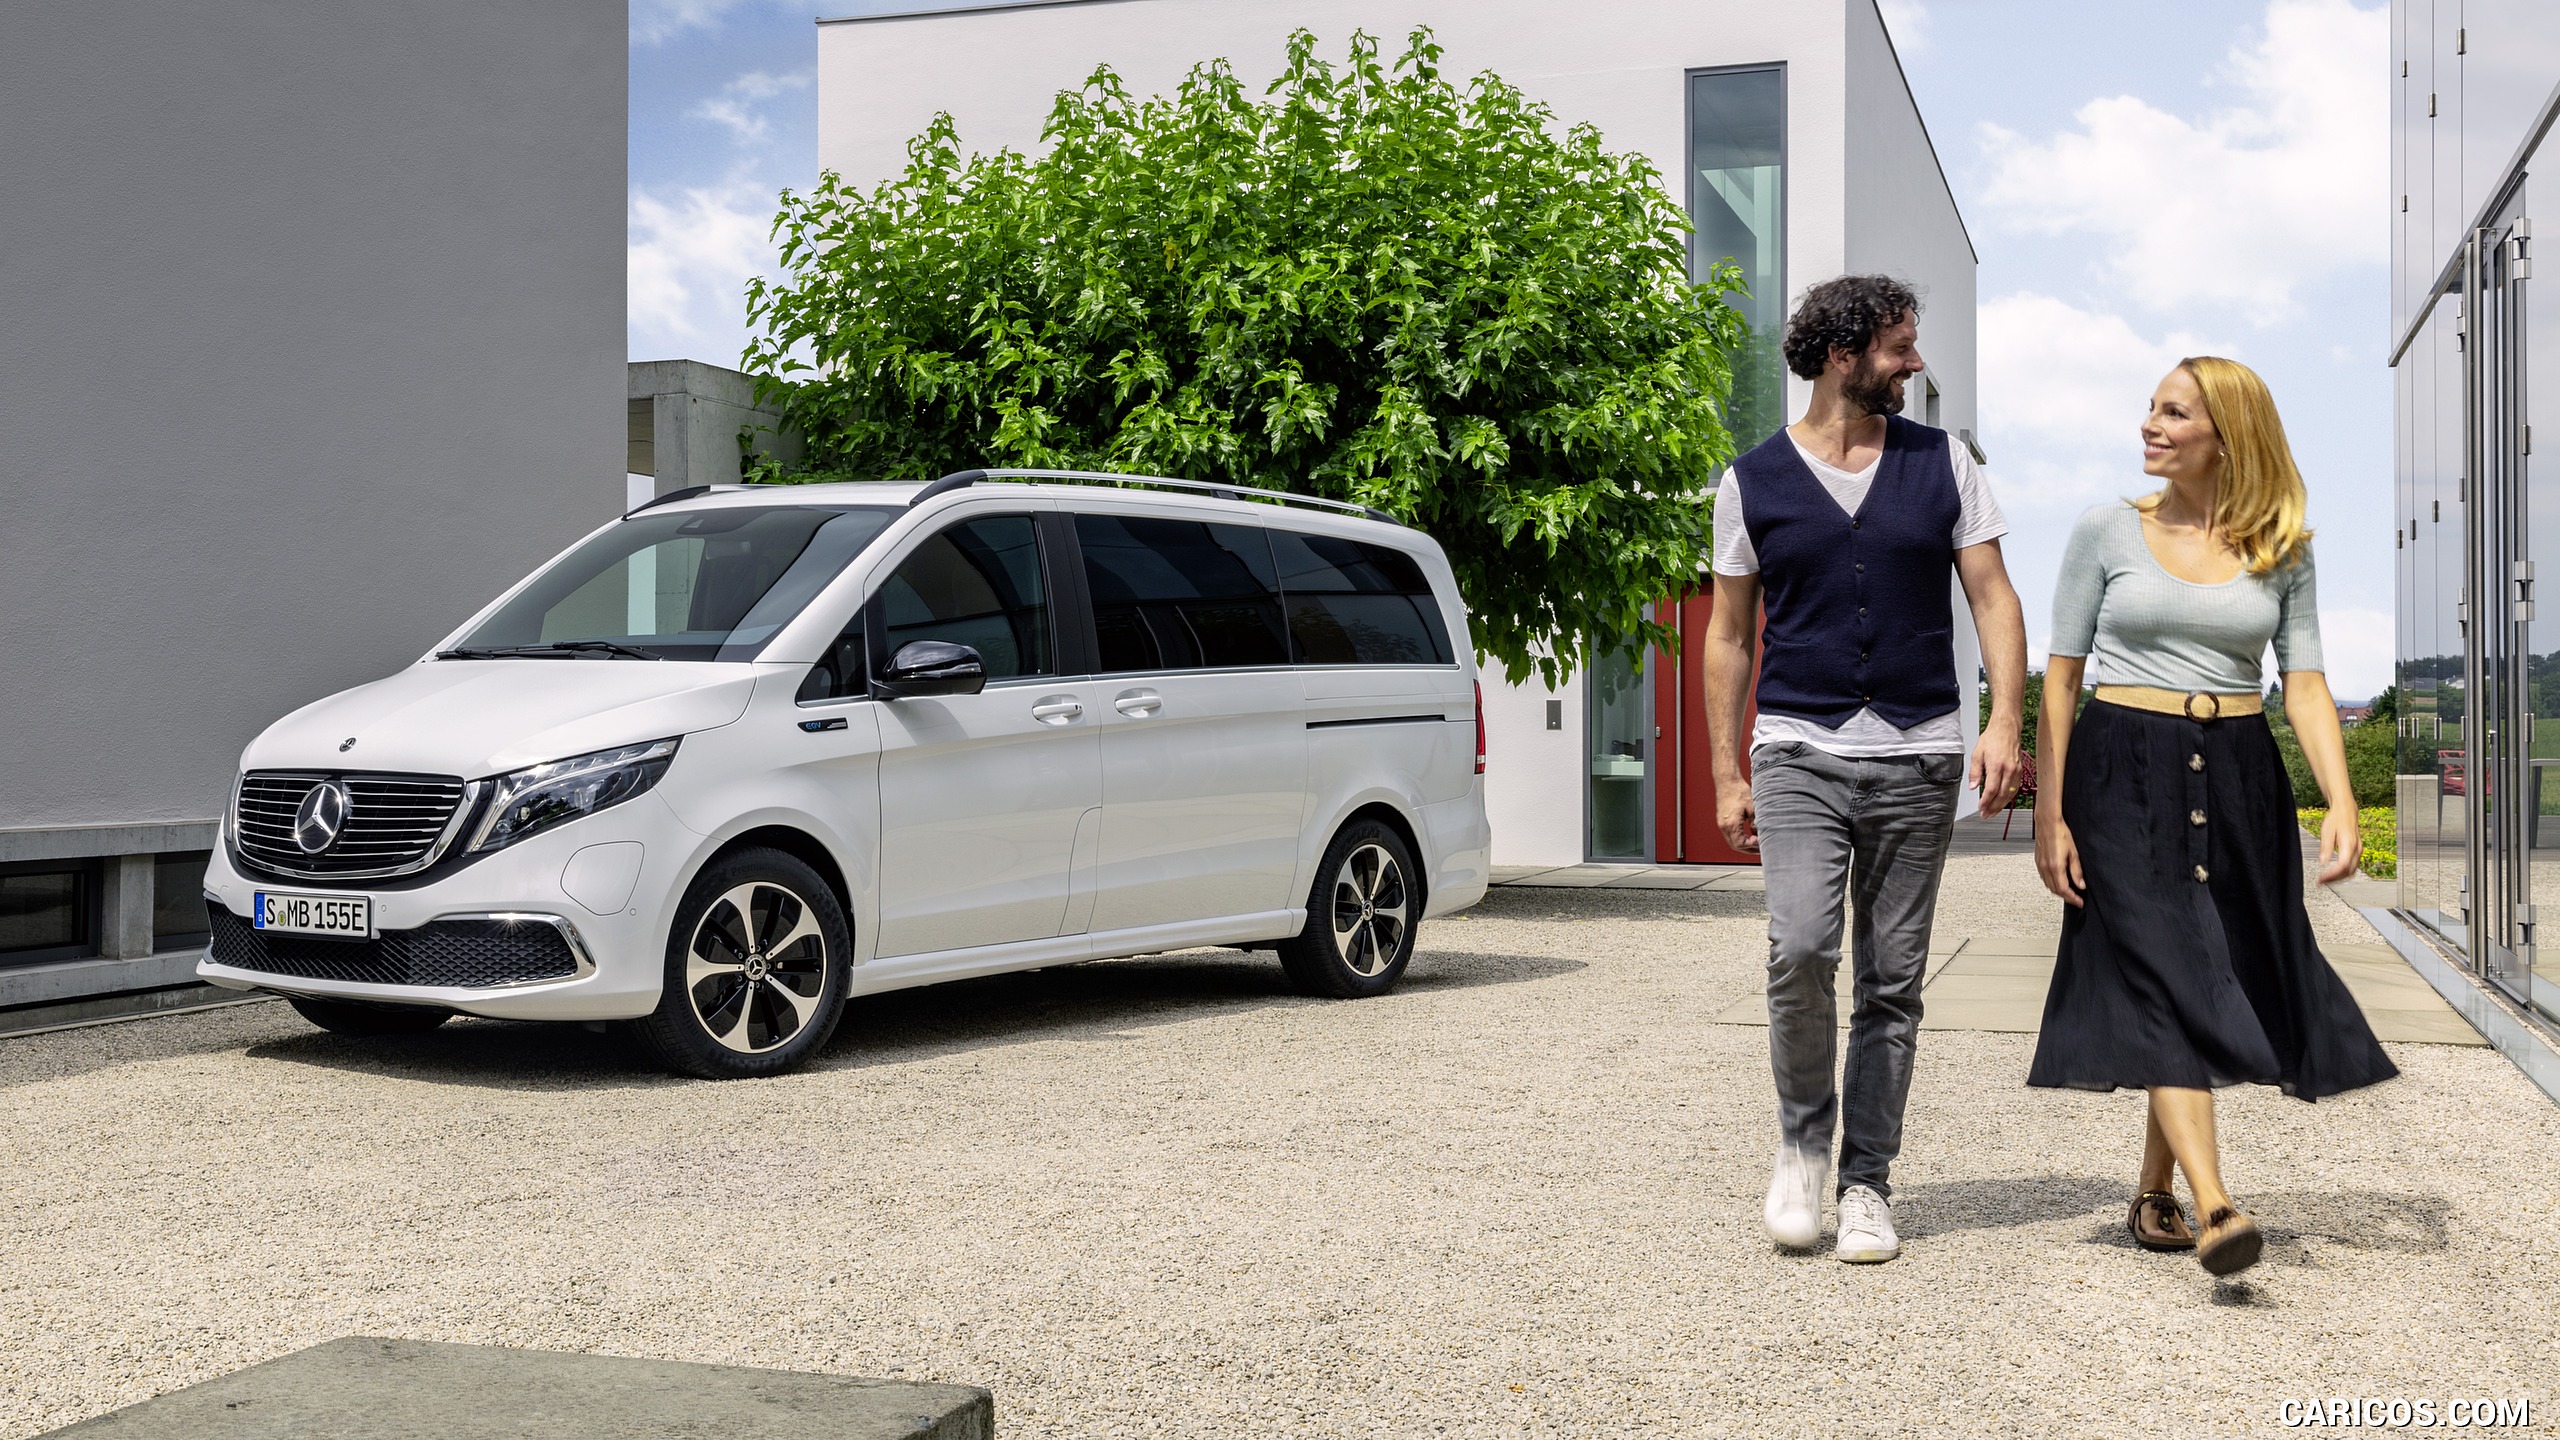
<box><xmin>1481</xmin><ymin>669</ymin><xmax>1587</xmax><ymax>869</ymax></box>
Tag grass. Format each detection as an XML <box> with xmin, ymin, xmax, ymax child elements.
<box><xmin>2298</xmin><ymin>806</ymin><xmax>2397</xmax><ymax>880</ymax></box>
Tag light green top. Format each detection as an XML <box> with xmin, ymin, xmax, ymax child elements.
<box><xmin>2048</xmin><ymin>503</ymin><xmax>2323</xmax><ymax>692</ymax></box>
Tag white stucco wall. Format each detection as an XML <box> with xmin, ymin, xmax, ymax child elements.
<box><xmin>1481</xmin><ymin>669</ymin><xmax>1588</xmax><ymax>869</ymax></box>
<box><xmin>817</xmin><ymin>0</ymin><xmax>1978</xmax><ymax>859</ymax></box>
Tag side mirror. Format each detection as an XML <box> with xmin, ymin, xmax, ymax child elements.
<box><xmin>873</xmin><ymin>640</ymin><xmax>986</xmax><ymax>698</ymax></box>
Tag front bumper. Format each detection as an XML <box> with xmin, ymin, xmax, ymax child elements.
<box><xmin>197</xmin><ymin>793</ymin><xmax>691</xmax><ymax>1021</ymax></box>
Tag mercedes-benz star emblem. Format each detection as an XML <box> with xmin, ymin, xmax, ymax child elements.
<box><xmin>293</xmin><ymin>779</ymin><xmax>352</xmax><ymax>854</ymax></box>
<box><xmin>339</xmin><ymin>737</ymin><xmax>357</xmax><ymax>752</ymax></box>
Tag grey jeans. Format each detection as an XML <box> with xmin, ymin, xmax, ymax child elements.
<box><xmin>1752</xmin><ymin>742</ymin><xmax>1962</xmax><ymax>1198</ymax></box>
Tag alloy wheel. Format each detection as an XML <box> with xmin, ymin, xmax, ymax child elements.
<box><xmin>685</xmin><ymin>881</ymin><xmax>830</xmax><ymax>1053</ymax></box>
<box><xmin>1326</xmin><ymin>842</ymin><xmax>1409</xmax><ymax>978</ymax></box>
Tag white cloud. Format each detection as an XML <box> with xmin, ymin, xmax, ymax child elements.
<box><xmin>1976</xmin><ymin>291</ymin><xmax>2226</xmax><ymax>512</ymax></box>
<box><xmin>1876</xmin><ymin>0</ymin><xmax>1930</xmax><ymax>56</ymax></box>
<box><xmin>631</xmin><ymin>0</ymin><xmax>753</xmax><ymax>45</ymax></box>
<box><xmin>628</xmin><ymin>172</ymin><xmax>778</xmax><ymax>363</ymax></box>
<box><xmin>1976</xmin><ymin>0</ymin><xmax>2386</xmax><ymax>322</ymax></box>
<box><xmin>689</xmin><ymin>70</ymin><xmax>811</xmax><ymax>145</ymax></box>
<box><xmin>2317</xmin><ymin>605</ymin><xmax>2395</xmax><ymax>700</ymax></box>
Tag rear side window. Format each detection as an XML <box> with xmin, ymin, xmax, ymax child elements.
<box><xmin>1267</xmin><ymin>531</ymin><xmax>1455</xmax><ymax>666</ymax></box>
<box><xmin>1076</xmin><ymin>516</ymin><xmax>1288</xmax><ymax>672</ymax></box>
<box><xmin>875</xmin><ymin>515</ymin><xmax>1053</xmax><ymax>679</ymax></box>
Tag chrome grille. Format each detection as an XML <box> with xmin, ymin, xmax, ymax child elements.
<box><xmin>234</xmin><ymin>771</ymin><xmax>474</xmax><ymax>879</ymax></box>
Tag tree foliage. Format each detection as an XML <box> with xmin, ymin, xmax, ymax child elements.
<box><xmin>742</xmin><ymin>28</ymin><xmax>1748</xmax><ymax>683</ymax></box>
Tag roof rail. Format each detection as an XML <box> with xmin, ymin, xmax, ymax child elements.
<box><xmin>907</xmin><ymin>467</ymin><xmax>1399</xmax><ymax>526</ymax></box>
<box><xmin>622</xmin><ymin>484</ymin><xmax>715</xmax><ymax>519</ymax></box>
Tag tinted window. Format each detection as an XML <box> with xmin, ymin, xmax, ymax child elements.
<box><xmin>795</xmin><ymin>619</ymin><xmax>867</xmax><ymax>703</ymax></box>
<box><xmin>454</xmin><ymin>505</ymin><xmax>897</xmax><ymax>662</ymax></box>
<box><xmin>1077</xmin><ymin>516</ymin><xmax>1288</xmax><ymax>672</ymax></box>
<box><xmin>1268</xmin><ymin>531</ymin><xmax>1454</xmax><ymax>666</ymax></box>
<box><xmin>876</xmin><ymin>515</ymin><xmax>1052</xmax><ymax>680</ymax></box>
<box><xmin>0</xmin><ymin>861</ymin><xmax>90</xmax><ymax>964</ymax></box>
<box><xmin>152</xmin><ymin>851</ymin><xmax>212</xmax><ymax>947</ymax></box>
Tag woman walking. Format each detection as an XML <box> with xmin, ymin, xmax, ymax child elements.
<box><xmin>2029</xmin><ymin>356</ymin><xmax>2396</xmax><ymax>1277</ymax></box>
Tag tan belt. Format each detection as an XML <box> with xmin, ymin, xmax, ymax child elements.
<box><xmin>2093</xmin><ymin>685</ymin><xmax>2264</xmax><ymax>720</ymax></box>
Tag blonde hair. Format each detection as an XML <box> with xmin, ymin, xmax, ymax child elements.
<box><xmin>2137</xmin><ymin>355</ymin><xmax>2312</xmax><ymax>574</ymax></box>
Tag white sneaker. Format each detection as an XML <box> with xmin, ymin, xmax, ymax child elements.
<box><xmin>1836</xmin><ymin>1184</ymin><xmax>1901</xmax><ymax>1263</ymax></box>
<box><xmin>1764</xmin><ymin>1145</ymin><xmax>1827</xmax><ymax>1248</ymax></box>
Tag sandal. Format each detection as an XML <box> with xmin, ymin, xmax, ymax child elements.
<box><xmin>2128</xmin><ymin>1190</ymin><xmax>2195</xmax><ymax>1251</ymax></box>
<box><xmin>2196</xmin><ymin>1205</ymin><xmax>2263</xmax><ymax>1276</ymax></box>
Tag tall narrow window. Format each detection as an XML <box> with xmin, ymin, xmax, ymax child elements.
<box><xmin>1690</xmin><ymin>66</ymin><xmax>1786</xmax><ymax>442</ymax></box>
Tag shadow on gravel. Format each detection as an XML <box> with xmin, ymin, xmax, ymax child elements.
<box><xmin>231</xmin><ymin>947</ymin><xmax>1585</xmax><ymax>1089</ymax></box>
<box><xmin>244</xmin><ymin>1019</ymin><xmax>680</xmax><ymax>1092</ymax></box>
<box><xmin>1892</xmin><ymin>1173</ymin><xmax>2125</xmax><ymax>1238</ymax></box>
<box><xmin>818</xmin><ymin>948</ymin><xmax>1588</xmax><ymax>1071</ymax></box>
<box><xmin>1460</xmin><ymin>887</ymin><xmax>1766</xmax><ymax>923</ymax></box>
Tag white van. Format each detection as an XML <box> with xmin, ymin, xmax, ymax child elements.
<box><xmin>198</xmin><ymin>472</ymin><xmax>1490</xmax><ymax>1077</ymax></box>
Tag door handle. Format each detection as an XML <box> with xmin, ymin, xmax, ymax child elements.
<box><xmin>1113</xmin><ymin>688</ymin><xmax>1162</xmax><ymax>717</ymax></box>
<box><xmin>1030</xmin><ymin>697</ymin><xmax>1084</xmax><ymax>724</ymax></box>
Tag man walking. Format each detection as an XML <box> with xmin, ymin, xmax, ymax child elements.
<box><xmin>1704</xmin><ymin>275</ymin><xmax>2028</xmax><ymax>1264</ymax></box>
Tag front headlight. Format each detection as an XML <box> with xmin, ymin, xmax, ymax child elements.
<box><xmin>467</xmin><ymin>738</ymin><xmax>680</xmax><ymax>854</ymax></box>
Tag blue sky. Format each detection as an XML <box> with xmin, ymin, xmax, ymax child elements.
<box><xmin>628</xmin><ymin>0</ymin><xmax>2395</xmax><ymax>698</ymax></box>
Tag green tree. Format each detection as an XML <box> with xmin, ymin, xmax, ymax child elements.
<box><xmin>742</xmin><ymin>29</ymin><xmax>1749</xmax><ymax>684</ymax></box>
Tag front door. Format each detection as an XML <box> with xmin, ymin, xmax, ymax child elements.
<box><xmin>2466</xmin><ymin>203</ymin><xmax>2539</xmax><ymax>1007</ymax></box>
<box><xmin>1072</xmin><ymin>512</ymin><xmax>1306</xmax><ymax>933</ymax></box>
<box><xmin>1649</xmin><ymin>588</ymin><xmax>1763</xmax><ymax>865</ymax></box>
<box><xmin>871</xmin><ymin>510</ymin><xmax>1101</xmax><ymax>958</ymax></box>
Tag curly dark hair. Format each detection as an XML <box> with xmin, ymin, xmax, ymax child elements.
<box><xmin>1782</xmin><ymin>275</ymin><xmax>1922</xmax><ymax>380</ymax></box>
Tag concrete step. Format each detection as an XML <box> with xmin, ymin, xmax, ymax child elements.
<box><xmin>38</xmin><ymin>1337</ymin><xmax>992</xmax><ymax>1439</ymax></box>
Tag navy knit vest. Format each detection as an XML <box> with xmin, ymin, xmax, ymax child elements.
<box><xmin>1736</xmin><ymin>414</ymin><xmax>1961</xmax><ymax>729</ymax></box>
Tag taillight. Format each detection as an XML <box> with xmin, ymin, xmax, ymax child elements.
<box><xmin>1474</xmin><ymin>680</ymin><xmax>1487</xmax><ymax>774</ymax></box>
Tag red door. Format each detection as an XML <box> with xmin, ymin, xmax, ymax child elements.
<box><xmin>1651</xmin><ymin>587</ymin><xmax>1761</xmax><ymax>865</ymax></box>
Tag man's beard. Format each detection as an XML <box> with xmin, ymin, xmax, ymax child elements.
<box><xmin>1844</xmin><ymin>366</ymin><xmax>1905</xmax><ymax>417</ymax></box>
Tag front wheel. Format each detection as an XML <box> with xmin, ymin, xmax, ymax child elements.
<box><xmin>633</xmin><ymin>848</ymin><xmax>851</xmax><ymax>1079</ymax></box>
<box><xmin>1276</xmin><ymin>819</ymin><xmax>1420</xmax><ymax>999</ymax></box>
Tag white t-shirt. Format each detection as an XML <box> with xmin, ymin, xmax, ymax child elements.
<box><xmin>1712</xmin><ymin>431</ymin><xmax>2008</xmax><ymax>757</ymax></box>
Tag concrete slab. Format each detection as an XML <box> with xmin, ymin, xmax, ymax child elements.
<box><xmin>1610</xmin><ymin>872</ymin><xmax>1726</xmax><ymax>890</ymax></box>
<box><xmin>1918</xmin><ymin>974</ymin><xmax>2051</xmax><ymax>1004</ymax></box>
<box><xmin>1700</xmin><ymin>873</ymin><xmax>1767</xmax><ymax>891</ymax></box>
<box><xmin>2361</xmin><ymin>1008</ymin><xmax>2492</xmax><ymax>1046</ymax></box>
<box><xmin>1930</xmin><ymin>951</ymin><xmax>2055</xmax><ymax>977</ymax></box>
<box><xmin>1501</xmin><ymin>865</ymin><xmax>1652</xmax><ymax>888</ymax></box>
<box><xmin>38</xmin><ymin>1337</ymin><xmax>991</xmax><ymax>1440</ymax></box>
<box><xmin>1951</xmin><ymin>932</ymin><xmax>2061</xmax><ymax>957</ymax></box>
<box><xmin>1487</xmin><ymin>866</ymin><xmax>1566</xmax><ymax>885</ymax></box>
<box><xmin>1913</xmin><ymin>999</ymin><xmax>2043</xmax><ymax>1033</ymax></box>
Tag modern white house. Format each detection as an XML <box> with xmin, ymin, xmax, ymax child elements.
<box><xmin>814</xmin><ymin>0</ymin><xmax>1981</xmax><ymax>868</ymax></box>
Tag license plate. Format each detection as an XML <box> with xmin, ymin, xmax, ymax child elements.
<box><xmin>252</xmin><ymin>892</ymin><xmax>374</xmax><ymax>938</ymax></box>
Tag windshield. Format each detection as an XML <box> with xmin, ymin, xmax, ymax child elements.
<box><xmin>452</xmin><ymin>505</ymin><xmax>898</xmax><ymax>661</ymax></box>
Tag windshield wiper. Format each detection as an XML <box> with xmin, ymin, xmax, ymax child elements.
<box><xmin>436</xmin><ymin>641</ymin><xmax>663</xmax><ymax>661</ymax></box>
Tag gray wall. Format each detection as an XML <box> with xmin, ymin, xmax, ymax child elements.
<box><xmin>0</xmin><ymin>1</ymin><xmax>626</xmax><ymax>831</ymax></box>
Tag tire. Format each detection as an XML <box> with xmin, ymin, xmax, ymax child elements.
<box><xmin>633</xmin><ymin>847</ymin><xmax>851</xmax><ymax>1079</ymax></box>
<box><xmin>287</xmin><ymin>996</ymin><xmax>452</xmax><ymax>1036</ymax></box>
<box><xmin>1276</xmin><ymin>818</ymin><xmax>1421</xmax><ymax>998</ymax></box>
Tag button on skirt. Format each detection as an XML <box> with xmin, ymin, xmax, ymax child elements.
<box><xmin>2025</xmin><ymin>699</ymin><xmax>2398</xmax><ymax>1100</ymax></box>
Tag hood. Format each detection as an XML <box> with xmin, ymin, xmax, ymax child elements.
<box><xmin>241</xmin><ymin>660</ymin><xmax>763</xmax><ymax>780</ymax></box>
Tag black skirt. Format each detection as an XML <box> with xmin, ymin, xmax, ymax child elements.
<box><xmin>2026</xmin><ymin>699</ymin><xmax>2398</xmax><ymax>1101</ymax></box>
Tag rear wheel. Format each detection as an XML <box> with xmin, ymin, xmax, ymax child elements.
<box><xmin>1277</xmin><ymin>819</ymin><xmax>1420</xmax><ymax>999</ymax></box>
<box><xmin>633</xmin><ymin>847</ymin><xmax>851</xmax><ymax>1079</ymax></box>
<box><xmin>287</xmin><ymin>996</ymin><xmax>452</xmax><ymax>1036</ymax></box>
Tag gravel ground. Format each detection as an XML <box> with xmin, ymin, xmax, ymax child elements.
<box><xmin>4</xmin><ymin>853</ymin><xmax>2556</xmax><ymax>1438</ymax></box>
